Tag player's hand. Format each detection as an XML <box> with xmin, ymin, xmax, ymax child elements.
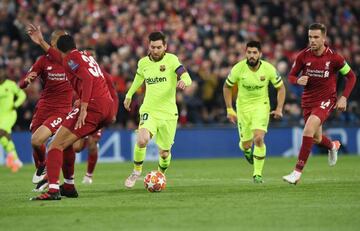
<box><xmin>25</xmin><ymin>72</ymin><xmax>37</xmax><ymax>84</ymax></box>
<box><xmin>270</xmin><ymin>108</ymin><xmax>283</xmax><ymax>119</ymax></box>
<box><xmin>176</xmin><ymin>80</ymin><xmax>186</xmax><ymax>90</ymax></box>
<box><xmin>75</xmin><ymin>108</ymin><xmax>87</xmax><ymax>130</ymax></box>
<box><xmin>297</xmin><ymin>76</ymin><xmax>309</xmax><ymax>86</ymax></box>
<box><xmin>27</xmin><ymin>24</ymin><xmax>44</xmax><ymax>45</ymax></box>
<box><xmin>335</xmin><ymin>96</ymin><xmax>347</xmax><ymax>112</ymax></box>
<box><xmin>226</xmin><ymin>108</ymin><xmax>237</xmax><ymax>124</ymax></box>
<box><xmin>124</xmin><ymin>98</ymin><xmax>131</xmax><ymax>111</ymax></box>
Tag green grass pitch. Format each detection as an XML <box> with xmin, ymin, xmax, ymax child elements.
<box><xmin>0</xmin><ymin>155</ymin><xmax>359</xmax><ymax>231</ymax></box>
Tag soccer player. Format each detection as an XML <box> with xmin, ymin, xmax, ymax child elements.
<box><xmin>223</xmin><ymin>41</ymin><xmax>286</xmax><ymax>183</ymax></box>
<box><xmin>72</xmin><ymin>49</ymin><xmax>119</xmax><ymax>185</ymax></box>
<box><xmin>0</xmin><ymin>64</ymin><xmax>26</xmax><ymax>172</ymax></box>
<box><xmin>282</xmin><ymin>23</ymin><xmax>356</xmax><ymax>184</ymax></box>
<box><xmin>19</xmin><ymin>30</ymin><xmax>73</xmax><ymax>184</ymax></box>
<box><xmin>124</xmin><ymin>31</ymin><xmax>192</xmax><ymax>188</ymax></box>
<box><xmin>27</xmin><ymin>24</ymin><xmax>115</xmax><ymax>200</ymax></box>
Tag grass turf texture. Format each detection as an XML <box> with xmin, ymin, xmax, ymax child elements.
<box><xmin>0</xmin><ymin>155</ymin><xmax>359</xmax><ymax>231</ymax></box>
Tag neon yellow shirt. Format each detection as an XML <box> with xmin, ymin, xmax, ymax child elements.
<box><xmin>226</xmin><ymin>60</ymin><xmax>283</xmax><ymax>111</ymax></box>
<box><xmin>0</xmin><ymin>79</ymin><xmax>26</xmax><ymax>115</ymax></box>
<box><xmin>126</xmin><ymin>53</ymin><xmax>191</xmax><ymax>119</ymax></box>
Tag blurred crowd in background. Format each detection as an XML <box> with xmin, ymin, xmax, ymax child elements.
<box><xmin>0</xmin><ymin>0</ymin><xmax>359</xmax><ymax>131</ymax></box>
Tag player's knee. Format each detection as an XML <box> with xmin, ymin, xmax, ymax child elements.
<box><xmin>253</xmin><ymin>135</ymin><xmax>264</xmax><ymax>147</ymax></box>
<box><xmin>137</xmin><ymin>137</ymin><xmax>149</xmax><ymax>148</ymax></box>
<box><xmin>31</xmin><ymin>135</ymin><xmax>43</xmax><ymax>148</ymax></box>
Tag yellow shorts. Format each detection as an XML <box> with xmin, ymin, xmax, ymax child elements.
<box><xmin>236</xmin><ymin>105</ymin><xmax>269</xmax><ymax>142</ymax></box>
<box><xmin>0</xmin><ymin>111</ymin><xmax>17</xmax><ymax>133</ymax></box>
<box><xmin>139</xmin><ymin>112</ymin><xmax>177</xmax><ymax>150</ymax></box>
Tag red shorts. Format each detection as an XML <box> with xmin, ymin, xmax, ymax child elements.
<box><xmin>62</xmin><ymin>97</ymin><xmax>114</xmax><ymax>138</ymax></box>
<box><xmin>30</xmin><ymin>107</ymin><xmax>70</xmax><ymax>134</ymax></box>
<box><xmin>302</xmin><ymin>99</ymin><xmax>336</xmax><ymax>124</ymax></box>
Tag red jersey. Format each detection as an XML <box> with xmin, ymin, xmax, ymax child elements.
<box><xmin>19</xmin><ymin>54</ymin><xmax>73</xmax><ymax>110</ymax></box>
<box><xmin>48</xmin><ymin>48</ymin><xmax>112</xmax><ymax>104</ymax></box>
<box><xmin>288</xmin><ymin>47</ymin><xmax>347</xmax><ymax>108</ymax></box>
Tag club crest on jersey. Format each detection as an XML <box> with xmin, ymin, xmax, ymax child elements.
<box><xmin>68</xmin><ymin>59</ymin><xmax>79</xmax><ymax>71</ymax></box>
<box><xmin>160</xmin><ymin>65</ymin><xmax>166</xmax><ymax>72</ymax></box>
<box><xmin>306</xmin><ymin>62</ymin><xmax>311</xmax><ymax>66</ymax></box>
<box><xmin>46</xmin><ymin>66</ymin><xmax>52</xmax><ymax>71</ymax></box>
<box><xmin>325</xmin><ymin>61</ymin><xmax>331</xmax><ymax>70</ymax></box>
<box><xmin>260</xmin><ymin>76</ymin><xmax>265</xmax><ymax>81</ymax></box>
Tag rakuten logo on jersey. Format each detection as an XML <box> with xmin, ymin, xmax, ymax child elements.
<box><xmin>146</xmin><ymin>77</ymin><xmax>167</xmax><ymax>85</ymax></box>
<box><xmin>241</xmin><ymin>84</ymin><xmax>264</xmax><ymax>91</ymax></box>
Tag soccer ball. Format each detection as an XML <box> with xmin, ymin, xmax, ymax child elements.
<box><xmin>144</xmin><ymin>171</ymin><xmax>166</xmax><ymax>192</ymax></box>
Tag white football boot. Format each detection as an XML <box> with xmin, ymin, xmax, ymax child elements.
<box><xmin>328</xmin><ymin>140</ymin><xmax>341</xmax><ymax>167</ymax></box>
<box><xmin>282</xmin><ymin>170</ymin><xmax>302</xmax><ymax>185</ymax></box>
<box><xmin>82</xmin><ymin>175</ymin><xmax>93</xmax><ymax>184</ymax></box>
<box><xmin>124</xmin><ymin>170</ymin><xmax>141</xmax><ymax>188</ymax></box>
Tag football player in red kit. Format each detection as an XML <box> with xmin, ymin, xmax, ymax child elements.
<box><xmin>27</xmin><ymin>24</ymin><xmax>115</xmax><ymax>200</ymax></box>
<box><xmin>19</xmin><ymin>30</ymin><xmax>73</xmax><ymax>186</ymax></box>
<box><xmin>283</xmin><ymin>23</ymin><xmax>356</xmax><ymax>184</ymax></box>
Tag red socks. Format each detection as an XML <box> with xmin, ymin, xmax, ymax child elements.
<box><xmin>318</xmin><ymin>135</ymin><xmax>333</xmax><ymax>150</ymax></box>
<box><xmin>295</xmin><ymin>136</ymin><xmax>313</xmax><ymax>172</ymax></box>
<box><xmin>33</xmin><ymin>144</ymin><xmax>46</xmax><ymax>168</ymax></box>
<box><xmin>62</xmin><ymin>147</ymin><xmax>76</xmax><ymax>180</ymax></box>
<box><xmin>87</xmin><ymin>152</ymin><xmax>98</xmax><ymax>176</ymax></box>
<box><xmin>46</xmin><ymin>148</ymin><xmax>63</xmax><ymax>188</ymax></box>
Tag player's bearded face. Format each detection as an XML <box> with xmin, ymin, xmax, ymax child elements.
<box><xmin>308</xmin><ymin>30</ymin><xmax>325</xmax><ymax>51</ymax></box>
<box><xmin>246</xmin><ymin>48</ymin><xmax>261</xmax><ymax>67</ymax></box>
<box><xmin>149</xmin><ymin>40</ymin><xmax>167</xmax><ymax>61</ymax></box>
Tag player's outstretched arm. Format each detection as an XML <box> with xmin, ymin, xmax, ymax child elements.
<box><xmin>27</xmin><ymin>24</ymin><xmax>50</xmax><ymax>52</ymax></box>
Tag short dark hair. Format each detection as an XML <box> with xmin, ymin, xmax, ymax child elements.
<box><xmin>148</xmin><ymin>31</ymin><xmax>166</xmax><ymax>45</ymax></box>
<box><xmin>57</xmin><ymin>34</ymin><xmax>76</xmax><ymax>53</ymax></box>
<box><xmin>246</xmin><ymin>41</ymin><xmax>261</xmax><ymax>51</ymax></box>
<box><xmin>309</xmin><ymin>23</ymin><xmax>327</xmax><ymax>35</ymax></box>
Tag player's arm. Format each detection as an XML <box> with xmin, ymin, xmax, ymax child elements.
<box><xmin>334</xmin><ymin>57</ymin><xmax>357</xmax><ymax>111</ymax></box>
<box><xmin>19</xmin><ymin>56</ymin><xmax>44</xmax><ymax>88</ymax></box>
<box><xmin>175</xmin><ymin>65</ymin><xmax>192</xmax><ymax>90</ymax></box>
<box><xmin>223</xmin><ymin>73</ymin><xmax>237</xmax><ymax>124</ymax></box>
<box><xmin>270</xmin><ymin>70</ymin><xmax>286</xmax><ymax>119</ymax></box>
<box><xmin>12</xmin><ymin>82</ymin><xmax>27</xmax><ymax>109</ymax></box>
<box><xmin>288</xmin><ymin>52</ymin><xmax>308</xmax><ymax>86</ymax></box>
<box><xmin>124</xmin><ymin>69</ymin><xmax>144</xmax><ymax>111</ymax></box>
<box><xmin>27</xmin><ymin>24</ymin><xmax>63</xmax><ymax>64</ymax></box>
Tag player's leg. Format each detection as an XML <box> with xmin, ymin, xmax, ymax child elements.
<box><xmin>237</xmin><ymin>110</ymin><xmax>253</xmax><ymax>164</ymax></box>
<box><xmin>283</xmin><ymin>114</ymin><xmax>321</xmax><ymax>184</ymax></box>
<box><xmin>0</xmin><ymin>112</ymin><xmax>22</xmax><ymax>172</ymax></box>
<box><xmin>31</xmin><ymin>125</ymin><xmax>52</xmax><ymax>183</ymax></box>
<box><xmin>156</xmin><ymin>119</ymin><xmax>177</xmax><ymax>174</ymax></box>
<box><xmin>60</xmin><ymin>145</ymin><xmax>78</xmax><ymax>198</ymax></box>
<box><xmin>31</xmin><ymin>126</ymin><xmax>79</xmax><ymax>200</ymax></box>
<box><xmin>252</xmin><ymin>129</ymin><xmax>266</xmax><ymax>183</ymax></box>
<box><xmin>313</xmin><ymin>125</ymin><xmax>340</xmax><ymax>166</ymax></box>
<box><xmin>240</xmin><ymin>140</ymin><xmax>253</xmax><ymax>164</ymax></box>
<box><xmin>124</xmin><ymin>128</ymin><xmax>152</xmax><ymax>188</ymax></box>
<box><xmin>82</xmin><ymin>134</ymin><xmax>100</xmax><ymax>184</ymax></box>
<box><xmin>125</xmin><ymin>113</ymin><xmax>156</xmax><ymax>188</ymax></box>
